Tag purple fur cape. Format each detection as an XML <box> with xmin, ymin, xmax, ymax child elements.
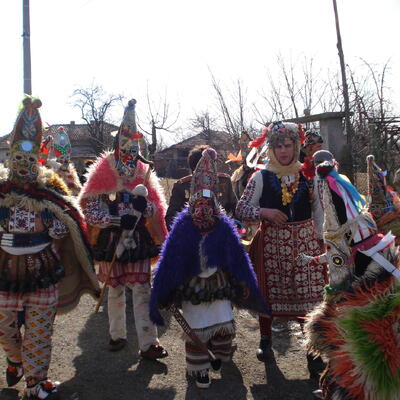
<box><xmin>150</xmin><ymin>208</ymin><xmax>269</xmax><ymax>325</ymax></box>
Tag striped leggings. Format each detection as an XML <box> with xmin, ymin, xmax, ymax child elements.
<box><xmin>185</xmin><ymin>332</ymin><xmax>234</xmax><ymax>374</ymax></box>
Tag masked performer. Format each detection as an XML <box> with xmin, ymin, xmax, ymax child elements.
<box><xmin>79</xmin><ymin>99</ymin><xmax>168</xmax><ymax>360</ymax></box>
<box><xmin>305</xmin><ymin>156</ymin><xmax>400</xmax><ymax>400</ymax></box>
<box><xmin>150</xmin><ymin>147</ymin><xmax>268</xmax><ymax>389</ymax></box>
<box><xmin>0</xmin><ymin>96</ymin><xmax>99</xmax><ymax>399</ymax></box>
<box><xmin>51</xmin><ymin>127</ymin><xmax>82</xmax><ymax>196</ymax></box>
<box><xmin>236</xmin><ymin>122</ymin><xmax>327</xmax><ymax>372</ymax></box>
<box><xmin>165</xmin><ymin>145</ymin><xmax>237</xmax><ymax>229</ymax></box>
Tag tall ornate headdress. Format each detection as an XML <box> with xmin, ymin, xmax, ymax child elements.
<box><xmin>189</xmin><ymin>147</ymin><xmax>219</xmax><ymax>213</ymax></box>
<box><xmin>114</xmin><ymin>99</ymin><xmax>151</xmax><ymax>174</ymax></box>
<box><xmin>9</xmin><ymin>96</ymin><xmax>43</xmax><ymax>183</ymax></box>
<box><xmin>53</xmin><ymin>127</ymin><xmax>72</xmax><ymax>164</ymax></box>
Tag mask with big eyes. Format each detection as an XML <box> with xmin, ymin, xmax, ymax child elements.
<box><xmin>324</xmin><ymin>238</ymin><xmax>353</xmax><ymax>286</ymax></box>
<box><xmin>192</xmin><ymin>197</ymin><xmax>215</xmax><ymax>228</ymax></box>
<box><xmin>10</xmin><ymin>140</ymin><xmax>39</xmax><ymax>184</ymax></box>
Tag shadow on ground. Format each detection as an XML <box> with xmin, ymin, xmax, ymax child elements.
<box><xmin>251</xmin><ymin>350</ymin><xmax>318</xmax><ymax>400</ymax></box>
<box><xmin>59</xmin><ymin>289</ymin><xmax>175</xmax><ymax>400</ymax></box>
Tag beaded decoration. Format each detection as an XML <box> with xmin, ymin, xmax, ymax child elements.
<box><xmin>281</xmin><ymin>174</ymin><xmax>300</xmax><ymax>206</ymax></box>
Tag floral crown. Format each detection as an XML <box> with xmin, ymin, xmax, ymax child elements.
<box><xmin>249</xmin><ymin>122</ymin><xmax>305</xmax><ymax>149</ymax></box>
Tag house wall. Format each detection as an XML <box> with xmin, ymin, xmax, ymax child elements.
<box><xmin>154</xmin><ymin>132</ymin><xmax>236</xmax><ymax>178</ymax></box>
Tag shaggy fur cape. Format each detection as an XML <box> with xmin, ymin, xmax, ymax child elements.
<box><xmin>0</xmin><ymin>166</ymin><xmax>99</xmax><ymax>314</ymax></box>
<box><xmin>150</xmin><ymin>208</ymin><xmax>269</xmax><ymax>325</ymax></box>
<box><xmin>79</xmin><ymin>152</ymin><xmax>168</xmax><ymax>244</ymax></box>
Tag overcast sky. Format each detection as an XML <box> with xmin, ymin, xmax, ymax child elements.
<box><xmin>1</xmin><ymin>0</ymin><xmax>399</xmax><ymax>142</ymax></box>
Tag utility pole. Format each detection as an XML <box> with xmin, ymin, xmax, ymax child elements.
<box><xmin>22</xmin><ymin>0</ymin><xmax>32</xmax><ymax>95</ymax></box>
<box><xmin>332</xmin><ymin>0</ymin><xmax>354</xmax><ymax>179</ymax></box>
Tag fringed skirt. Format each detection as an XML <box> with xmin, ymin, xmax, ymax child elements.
<box><xmin>251</xmin><ymin>219</ymin><xmax>327</xmax><ymax>318</ymax></box>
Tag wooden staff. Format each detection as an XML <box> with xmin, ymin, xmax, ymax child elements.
<box><xmin>94</xmin><ymin>162</ymin><xmax>152</xmax><ymax>313</ymax></box>
<box><xmin>170</xmin><ymin>304</ymin><xmax>216</xmax><ymax>361</ymax></box>
<box><xmin>94</xmin><ymin>250</ymin><xmax>118</xmax><ymax>313</ymax></box>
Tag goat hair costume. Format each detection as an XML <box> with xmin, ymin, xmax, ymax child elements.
<box><xmin>304</xmin><ymin>161</ymin><xmax>400</xmax><ymax>400</ymax></box>
<box><xmin>0</xmin><ymin>165</ymin><xmax>99</xmax><ymax>312</ymax></box>
<box><xmin>79</xmin><ymin>151</ymin><xmax>167</xmax><ymax>247</ymax></box>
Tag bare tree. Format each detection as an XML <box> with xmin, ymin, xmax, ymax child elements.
<box><xmin>347</xmin><ymin>59</ymin><xmax>399</xmax><ymax>179</ymax></box>
<box><xmin>260</xmin><ymin>54</ymin><xmax>331</xmax><ymax>123</ymax></box>
<box><xmin>71</xmin><ymin>84</ymin><xmax>123</xmax><ymax>154</ymax></box>
<box><xmin>137</xmin><ymin>87</ymin><xmax>180</xmax><ymax>157</ymax></box>
<box><xmin>209</xmin><ymin>74</ymin><xmax>258</xmax><ymax>149</ymax></box>
<box><xmin>190</xmin><ymin>111</ymin><xmax>217</xmax><ymax>144</ymax></box>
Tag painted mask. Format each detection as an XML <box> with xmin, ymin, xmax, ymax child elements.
<box><xmin>10</xmin><ymin>140</ymin><xmax>40</xmax><ymax>184</ymax></box>
<box><xmin>9</xmin><ymin>96</ymin><xmax>43</xmax><ymax>185</ymax></box>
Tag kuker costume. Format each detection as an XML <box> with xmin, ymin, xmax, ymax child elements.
<box><xmin>79</xmin><ymin>99</ymin><xmax>168</xmax><ymax>359</ymax></box>
<box><xmin>0</xmin><ymin>97</ymin><xmax>99</xmax><ymax>399</ymax></box>
<box><xmin>150</xmin><ymin>147</ymin><xmax>267</xmax><ymax>388</ymax></box>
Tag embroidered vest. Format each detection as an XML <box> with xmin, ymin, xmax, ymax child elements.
<box><xmin>259</xmin><ymin>170</ymin><xmax>311</xmax><ymax>222</ymax></box>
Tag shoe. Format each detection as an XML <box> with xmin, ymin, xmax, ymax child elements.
<box><xmin>210</xmin><ymin>359</ymin><xmax>222</xmax><ymax>373</ymax></box>
<box><xmin>6</xmin><ymin>364</ymin><xmax>23</xmax><ymax>387</ymax></box>
<box><xmin>139</xmin><ymin>344</ymin><xmax>168</xmax><ymax>360</ymax></box>
<box><xmin>108</xmin><ymin>338</ymin><xmax>127</xmax><ymax>352</ymax></box>
<box><xmin>256</xmin><ymin>337</ymin><xmax>272</xmax><ymax>362</ymax></box>
<box><xmin>307</xmin><ymin>354</ymin><xmax>326</xmax><ymax>380</ymax></box>
<box><xmin>24</xmin><ymin>380</ymin><xmax>60</xmax><ymax>399</ymax></box>
<box><xmin>195</xmin><ymin>371</ymin><xmax>211</xmax><ymax>389</ymax></box>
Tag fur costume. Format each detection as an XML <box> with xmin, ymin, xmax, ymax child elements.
<box><xmin>151</xmin><ymin>147</ymin><xmax>268</xmax><ymax>381</ymax></box>
<box><xmin>79</xmin><ymin>99</ymin><xmax>168</xmax><ymax>358</ymax></box>
<box><xmin>53</xmin><ymin>162</ymin><xmax>82</xmax><ymax>196</ymax></box>
<box><xmin>79</xmin><ymin>151</ymin><xmax>167</xmax><ymax>245</ymax></box>
<box><xmin>304</xmin><ymin>161</ymin><xmax>400</xmax><ymax>400</ymax></box>
<box><xmin>0</xmin><ymin>96</ymin><xmax>99</xmax><ymax>399</ymax></box>
<box><xmin>150</xmin><ymin>208</ymin><xmax>268</xmax><ymax>325</ymax></box>
<box><xmin>0</xmin><ymin>165</ymin><xmax>99</xmax><ymax>313</ymax></box>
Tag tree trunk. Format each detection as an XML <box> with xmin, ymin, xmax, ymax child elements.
<box><xmin>332</xmin><ymin>0</ymin><xmax>354</xmax><ymax>180</ymax></box>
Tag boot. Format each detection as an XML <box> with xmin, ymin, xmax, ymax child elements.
<box><xmin>256</xmin><ymin>337</ymin><xmax>272</xmax><ymax>362</ymax></box>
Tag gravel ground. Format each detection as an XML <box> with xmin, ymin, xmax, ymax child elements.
<box><xmin>0</xmin><ymin>293</ymin><xmax>319</xmax><ymax>400</ymax></box>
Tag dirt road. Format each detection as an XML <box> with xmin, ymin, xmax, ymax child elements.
<box><xmin>0</xmin><ymin>293</ymin><xmax>319</xmax><ymax>400</ymax></box>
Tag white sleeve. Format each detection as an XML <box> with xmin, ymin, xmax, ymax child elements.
<box><xmin>235</xmin><ymin>170</ymin><xmax>263</xmax><ymax>221</ymax></box>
